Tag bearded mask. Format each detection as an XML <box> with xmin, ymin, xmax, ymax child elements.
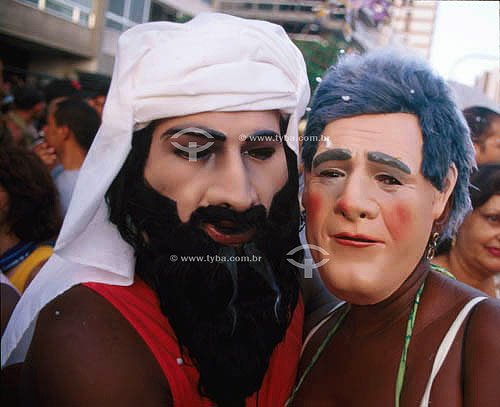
<box><xmin>105</xmin><ymin>122</ymin><xmax>303</xmax><ymax>406</ymax></box>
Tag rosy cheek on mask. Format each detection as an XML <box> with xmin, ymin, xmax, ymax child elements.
<box><xmin>384</xmin><ymin>202</ymin><xmax>411</xmax><ymax>242</ymax></box>
<box><xmin>304</xmin><ymin>190</ymin><xmax>323</xmax><ymax>225</ymax></box>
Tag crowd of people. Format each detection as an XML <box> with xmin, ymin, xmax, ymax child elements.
<box><xmin>1</xmin><ymin>12</ymin><xmax>499</xmax><ymax>407</ymax></box>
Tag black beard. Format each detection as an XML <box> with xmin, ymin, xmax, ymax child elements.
<box><xmin>104</xmin><ymin>122</ymin><xmax>303</xmax><ymax>406</ymax></box>
<box><xmin>123</xmin><ymin>168</ymin><xmax>302</xmax><ymax>406</ymax></box>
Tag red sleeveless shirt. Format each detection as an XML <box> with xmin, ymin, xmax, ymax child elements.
<box><xmin>84</xmin><ymin>278</ymin><xmax>303</xmax><ymax>406</ymax></box>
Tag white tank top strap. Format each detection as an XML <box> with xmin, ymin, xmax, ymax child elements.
<box><xmin>301</xmin><ymin>301</ymin><xmax>347</xmax><ymax>358</ymax></box>
<box><xmin>419</xmin><ymin>296</ymin><xmax>488</xmax><ymax>407</ymax></box>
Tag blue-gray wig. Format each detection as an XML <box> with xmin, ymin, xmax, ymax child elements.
<box><xmin>302</xmin><ymin>50</ymin><xmax>476</xmax><ymax>238</ymax></box>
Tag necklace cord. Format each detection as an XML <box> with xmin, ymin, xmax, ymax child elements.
<box><xmin>394</xmin><ymin>280</ymin><xmax>425</xmax><ymax>407</ymax></box>
<box><xmin>284</xmin><ymin>303</ymin><xmax>351</xmax><ymax>407</ymax></box>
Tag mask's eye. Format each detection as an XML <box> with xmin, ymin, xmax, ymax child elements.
<box><xmin>174</xmin><ymin>143</ymin><xmax>213</xmax><ymax>161</ymax></box>
<box><xmin>485</xmin><ymin>214</ymin><xmax>500</xmax><ymax>224</ymax></box>
<box><xmin>244</xmin><ymin>147</ymin><xmax>275</xmax><ymax>160</ymax></box>
<box><xmin>319</xmin><ymin>169</ymin><xmax>344</xmax><ymax>178</ymax></box>
<box><xmin>376</xmin><ymin>174</ymin><xmax>402</xmax><ymax>186</ymax></box>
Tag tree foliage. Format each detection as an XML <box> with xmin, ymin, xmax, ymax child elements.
<box><xmin>293</xmin><ymin>32</ymin><xmax>363</xmax><ymax>94</ymax></box>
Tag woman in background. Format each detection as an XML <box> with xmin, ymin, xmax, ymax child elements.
<box><xmin>463</xmin><ymin>106</ymin><xmax>500</xmax><ymax>164</ymax></box>
<box><xmin>434</xmin><ymin>163</ymin><xmax>500</xmax><ymax>298</ymax></box>
<box><xmin>0</xmin><ymin>146</ymin><xmax>61</xmax><ymax>293</ymax></box>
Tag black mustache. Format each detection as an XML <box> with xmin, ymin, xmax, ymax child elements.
<box><xmin>135</xmin><ymin>179</ymin><xmax>267</xmax><ymax>232</ymax></box>
<box><xmin>189</xmin><ymin>205</ymin><xmax>267</xmax><ymax>232</ymax></box>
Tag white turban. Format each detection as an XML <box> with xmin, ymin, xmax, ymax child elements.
<box><xmin>2</xmin><ymin>12</ymin><xmax>310</xmax><ymax>366</ymax></box>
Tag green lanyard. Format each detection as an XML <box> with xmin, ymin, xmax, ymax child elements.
<box><xmin>286</xmin><ymin>265</ymin><xmax>454</xmax><ymax>407</ymax></box>
<box><xmin>394</xmin><ymin>280</ymin><xmax>425</xmax><ymax>407</ymax></box>
<box><xmin>285</xmin><ymin>303</ymin><xmax>351</xmax><ymax>406</ymax></box>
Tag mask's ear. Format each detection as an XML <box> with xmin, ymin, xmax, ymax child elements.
<box><xmin>432</xmin><ymin>163</ymin><xmax>458</xmax><ymax>224</ymax></box>
<box><xmin>433</xmin><ymin>195</ymin><xmax>453</xmax><ymax>234</ymax></box>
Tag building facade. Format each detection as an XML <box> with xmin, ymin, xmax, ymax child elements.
<box><xmin>212</xmin><ymin>1</ymin><xmax>438</xmax><ymax>59</ymax></box>
<box><xmin>1</xmin><ymin>1</ymin><xmax>438</xmax><ymax>83</ymax></box>
<box><xmin>0</xmin><ymin>0</ymin><xmax>213</xmax><ymax>80</ymax></box>
<box><xmin>475</xmin><ymin>68</ymin><xmax>500</xmax><ymax>106</ymax></box>
<box><xmin>388</xmin><ymin>0</ymin><xmax>438</xmax><ymax>59</ymax></box>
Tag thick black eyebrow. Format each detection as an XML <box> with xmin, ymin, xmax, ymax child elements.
<box><xmin>367</xmin><ymin>151</ymin><xmax>411</xmax><ymax>174</ymax></box>
<box><xmin>243</xmin><ymin>130</ymin><xmax>282</xmax><ymax>143</ymax></box>
<box><xmin>162</xmin><ymin>126</ymin><xmax>226</xmax><ymax>142</ymax></box>
<box><xmin>312</xmin><ymin>148</ymin><xmax>352</xmax><ymax>168</ymax></box>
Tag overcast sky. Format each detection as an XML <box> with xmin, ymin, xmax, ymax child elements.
<box><xmin>429</xmin><ymin>0</ymin><xmax>499</xmax><ymax>86</ymax></box>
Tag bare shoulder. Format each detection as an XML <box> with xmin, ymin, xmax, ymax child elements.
<box><xmin>462</xmin><ymin>297</ymin><xmax>500</xmax><ymax>407</ymax></box>
<box><xmin>22</xmin><ymin>284</ymin><xmax>172</xmax><ymax>406</ymax></box>
<box><xmin>466</xmin><ymin>296</ymin><xmax>500</xmax><ymax>341</ymax></box>
<box><xmin>461</xmin><ymin>293</ymin><xmax>500</xmax><ymax>355</ymax></box>
<box><xmin>425</xmin><ymin>270</ymin><xmax>490</xmax><ymax>307</ymax></box>
<box><xmin>1</xmin><ymin>283</ymin><xmax>20</xmax><ymax>336</ymax></box>
<box><xmin>422</xmin><ymin>272</ymin><xmax>500</xmax><ymax>348</ymax></box>
<box><xmin>417</xmin><ymin>271</ymin><xmax>495</xmax><ymax>338</ymax></box>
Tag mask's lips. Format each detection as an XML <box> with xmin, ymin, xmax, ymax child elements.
<box><xmin>202</xmin><ymin>221</ymin><xmax>256</xmax><ymax>246</ymax></box>
<box><xmin>214</xmin><ymin>220</ymin><xmax>249</xmax><ymax>233</ymax></box>
<box><xmin>336</xmin><ymin>234</ymin><xmax>377</xmax><ymax>243</ymax></box>
<box><xmin>486</xmin><ymin>246</ymin><xmax>500</xmax><ymax>257</ymax></box>
<box><xmin>333</xmin><ymin>233</ymin><xmax>383</xmax><ymax>247</ymax></box>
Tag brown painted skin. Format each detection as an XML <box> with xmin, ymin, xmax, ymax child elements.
<box><xmin>0</xmin><ymin>273</ymin><xmax>335</xmax><ymax>406</ymax></box>
<box><xmin>291</xmin><ymin>263</ymin><xmax>500</xmax><ymax>407</ymax></box>
<box><xmin>1</xmin><ymin>283</ymin><xmax>20</xmax><ymax>336</ymax></box>
<box><xmin>1</xmin><ymin>108</ymin><xmax>340</xmax><ymax>405</ymax></box>
<box><xmin>16</xmin><ymin>285</ymin><xmax>173</xmax><ymax>406</ymax></box>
